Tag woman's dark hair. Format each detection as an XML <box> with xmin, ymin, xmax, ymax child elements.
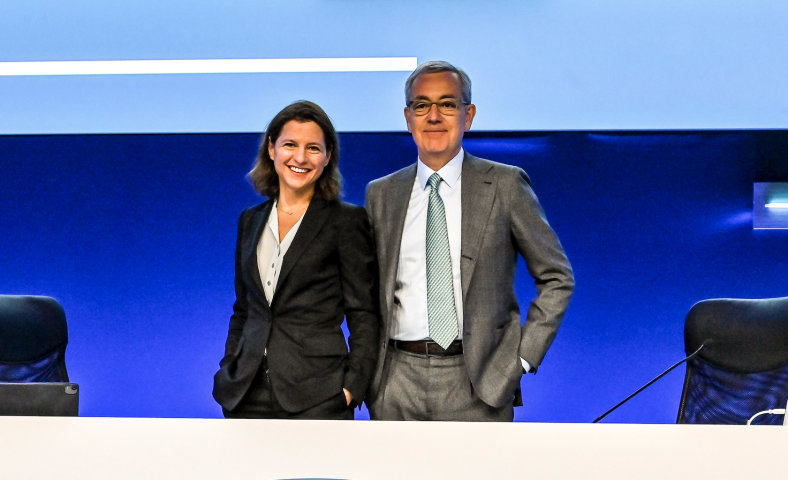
<box><xmin>248</xmin><ymin>100</ymin><xmax>341</xmax><ymax>201</ymax></box>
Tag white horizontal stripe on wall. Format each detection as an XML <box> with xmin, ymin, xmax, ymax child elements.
<box><xmin>0</xmin><ymin>57</ymin><xmax>418</xmax><ymax>76</ymax></box>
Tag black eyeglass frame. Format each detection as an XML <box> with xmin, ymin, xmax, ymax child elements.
<box><xmin>406</xmin><ymin>98</ymin><xmax>470</xmax><ymax>116</ymax></box>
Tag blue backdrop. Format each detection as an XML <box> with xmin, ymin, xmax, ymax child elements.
<box><xmin>1</xmin><ymin>131</ymin><xmax>786</xmax><ymax>422</ymax></box>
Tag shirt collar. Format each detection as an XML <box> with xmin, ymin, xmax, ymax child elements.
<box><xmin>417</xmin><ymin>148</ymin><xmax>464</xmax><ymax>190</ymax></box>
<box><xmin>267</xmin><ymin>199</ymin><xmax>279</xmax><ymax>239</ymax></box>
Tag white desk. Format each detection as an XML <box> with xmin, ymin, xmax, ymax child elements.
<box><xmin>1</xmin><ymin>417</ymin><xmax>786</xmax><ymax>479</ymax></box>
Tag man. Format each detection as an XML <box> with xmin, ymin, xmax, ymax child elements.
<box><xmin>364</xmin><ymin>61</ymin><xmax>574</xmax><ymax>421</ymax></box>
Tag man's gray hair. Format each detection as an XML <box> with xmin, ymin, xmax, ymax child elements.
<box><xmin>404</xmin><ymin>61</ymin><xmax>472</xmax><ymax>105</ymax></box>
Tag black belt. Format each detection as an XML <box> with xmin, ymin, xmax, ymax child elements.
<box><xmin>389</xmin><ymin>339</ymin><xmax>463</xmax><ymax>356</ymax></box>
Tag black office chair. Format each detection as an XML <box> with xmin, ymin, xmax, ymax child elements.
<box><xmin>0</xmin><ymin>295</ymin><xmax>70</xmax><ymax>382</ymax></box>
<box><xmin>677</xmin><ymin>296</ymin><xmax>788</xmax><ymax>424</ymax></box>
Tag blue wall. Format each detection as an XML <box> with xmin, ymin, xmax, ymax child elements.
<box><xmin>5</xmin><ymin>1</ymin><xmax>788</xmax><ymax>132</ymax></box>
<box><xmin>1</xmin><ymin>131</ymin><xmax>786</xmax><ymax>422</ymax></box>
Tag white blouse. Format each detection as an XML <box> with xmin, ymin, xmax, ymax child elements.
<box><xmin>256</xmin><ymin>200</ymin><xmax>306</xmax><ymax>304</ymax></box>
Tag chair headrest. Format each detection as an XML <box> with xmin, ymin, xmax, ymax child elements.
<box><xmin>685</xmin><ymin>297</ymin><xmax>788</xmax><ymax>373</ymax></box>
<box><xmin>0</xmin><ymin>295</ymin><xmax>68</xmax><ymax>363</ymax></box>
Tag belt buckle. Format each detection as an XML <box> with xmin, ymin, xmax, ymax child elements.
<box><xmin>426</xmin><ymin>340</ymin><xmax>437</xmax><ymax>357</ymax></box>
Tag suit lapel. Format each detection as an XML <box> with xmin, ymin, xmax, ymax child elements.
<box><xmin>245</xmin><ymin>201</ymin><xmax>274</xmax><ymax>307</ymax></box>
<box><xmin>274</xmin><ymin>199</ymin><xmax>329</xmax><ymax>302</ymax></box>
<box><xmin>382</xmin><ymin>165</ymin><xmax>417</xmax><ymax>321</ymax></box>
<box><xmin>461</xmin><ymin>153</ymin><xmax>496</xmax><ymax>300</ymax></box>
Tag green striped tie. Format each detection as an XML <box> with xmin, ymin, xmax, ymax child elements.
<box><xmin>426</xmin><ymin>173</ymin><xmax>459</xmax><ymax>350</ymax></box>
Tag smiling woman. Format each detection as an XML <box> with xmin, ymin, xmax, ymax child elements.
<box><xmin>270</xmin><ymin>120</ymin><xmax>331</xmax><ymax>210</ymax></box>
<box><xmin>212</xmin><ymin>101</ymin><xmax>380</xmax><ymax>420</ymax></box>
<box><xmin>249</xmin><ymin>101</ymin><xmax>342</xmax><ymax>203</ymax></box>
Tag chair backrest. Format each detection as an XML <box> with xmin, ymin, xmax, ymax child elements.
<box><xmin>677</xmin><ymin>297</ymin><xmax>788</xmax><ymax>424</ymax></box>
<box><xmin>0</xmin><ymin>295</ymin><xmax>69</xmax><ymax>382</ymax></box>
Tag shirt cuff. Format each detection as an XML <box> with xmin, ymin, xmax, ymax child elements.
<box><xmin>520</xmin><ymin>357</ymin><xmax>533</xmax><ymax>373</ymax></box>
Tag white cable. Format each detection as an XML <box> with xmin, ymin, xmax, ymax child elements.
<box><xmin>785</xmin><ymin>397</ymin><xmax>788</xmax><ymax>426</ymax></box>
<box><xmin>747</xmin><ymin>409</ymin><xmax>786</xmax><ymax>425</ymax></box>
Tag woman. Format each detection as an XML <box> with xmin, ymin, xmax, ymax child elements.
<box><xmin>212</xmin><ymin>101</ymin><xmax>379</xmax><ymax>419</ymax></box>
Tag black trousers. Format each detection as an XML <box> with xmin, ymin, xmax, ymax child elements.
<box><xmin>223</xmin><ymin>359</ymin><xmax>354</xmax><ymax>420</ymax></box>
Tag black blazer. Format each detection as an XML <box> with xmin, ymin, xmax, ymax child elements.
<box><xmin>212</xmin><ymin>199</ymin><xmax>380</xmax><ymax>413</ymax></box>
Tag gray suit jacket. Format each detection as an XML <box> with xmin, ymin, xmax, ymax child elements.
<box><xmin>364</xmin><ymin>152</ymin><xmax>574</xmax><ymax>408</ymax></box>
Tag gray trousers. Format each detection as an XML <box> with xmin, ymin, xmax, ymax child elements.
<box><xmin>368</xmin><ymin>348</ymin><xmax>514</xmax><ymax>422</ymax></box>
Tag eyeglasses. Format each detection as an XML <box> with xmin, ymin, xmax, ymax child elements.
<box><xmin>407</xmin><ymin>98</ymin><xmax>468</xmax><ymax>116</ymax></box>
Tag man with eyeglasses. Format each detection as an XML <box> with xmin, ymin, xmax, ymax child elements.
<box><xmin>364</xmin><ymin>61</ymin><xmax>574</xmax><ymax>421</ymax></box>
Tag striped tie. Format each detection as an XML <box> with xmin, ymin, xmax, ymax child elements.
<box><xmin>426</xmin><ymin>173</ymin><xmax>459</xmax><ymax>350</ymax></box>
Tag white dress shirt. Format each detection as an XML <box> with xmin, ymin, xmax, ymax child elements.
<box><xmin>257</xmin><ymin>200</ymin><xmax>305</xmax><ymax>305</ymax></box>
<box><xmin>391</xmin><ymin>150</ymin><xmax>533</xmax><ymax>373</ymax></box>
<box><xmin>392</xmin><ymin>149</ymin><xmax>464</xmax><ymax>341</ymax></box>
